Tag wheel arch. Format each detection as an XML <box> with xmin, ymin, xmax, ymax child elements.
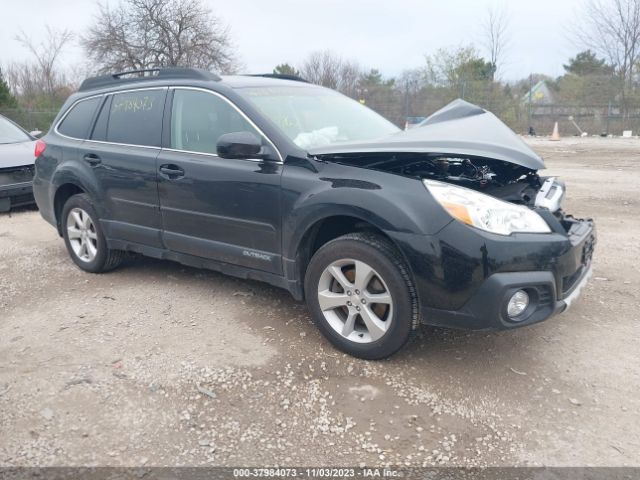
<box><xmin>289</xmin><ymin>211</ymin><xmax>416</xmax><ymax>301</ymax></box>
<box><xmin>51</xmin><ymin>163</ymin><xmax>105</xmax><ymax>236</ymax></box>
<box><xmin>53</xmin><ymin>182</ymin><xmax>87</xmax><ymax>235</ymax></box>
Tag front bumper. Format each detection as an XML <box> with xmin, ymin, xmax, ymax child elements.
<box><xmin>421</xmin><ymin>264</ymin><xmax>593</xmax><ymax>330</ymax></box>
<box><xmin>0</xmin><ymin>181</ymin><xmax>34</xmax><ymax>212</ymax></box>
<box><xmin>391</xmin><ymin>215</ymin><xmax>596</xmax><ymax>331</ymax></box>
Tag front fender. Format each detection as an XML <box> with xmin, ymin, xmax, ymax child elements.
<box><xmin>282</xmin><ymin>160</ymin><xmax>453</xmax><ymax>263</ymax></box>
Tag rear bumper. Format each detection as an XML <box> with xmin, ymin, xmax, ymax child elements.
<box><xmin>0</xmin><ymin>181</ymin><xmax>34</xmax><ymax>212</ymax></box>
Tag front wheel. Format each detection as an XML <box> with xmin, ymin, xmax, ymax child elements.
<box><xmin>61</xmin><ymin>193</ymin><xmax>124</xmax><ymax>273</ymax></box>
<box><xmin>304</xmin><ymin>232</ymin><xmax>419</xmax><ymax>360</ymax></box>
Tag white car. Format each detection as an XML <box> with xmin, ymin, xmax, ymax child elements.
<box><xmin>0</xmin><ymin>114</ymin><xmax>39</xmax><ymax>212</ymax></box>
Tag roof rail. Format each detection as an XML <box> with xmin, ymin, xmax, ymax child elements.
<box><xmin>78</xmin><ymin>68</ymin><xmax>221</xmax><ymax>92</ymax></box>
<box><xmin>246</xmin><ymin>73</ymin><xmax>309</xmax><ymax>83</ymax></box>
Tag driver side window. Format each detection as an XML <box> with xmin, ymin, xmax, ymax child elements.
<box><xmin>170</xmin><ymin>89</ymin><xmax>259</xmax><ymax>155</ymax></box>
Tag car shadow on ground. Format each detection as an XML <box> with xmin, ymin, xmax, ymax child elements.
<box><xmin>114</xmin><ymin>253</ymin><xmax>553</xmax><ymax>378</ymax></box>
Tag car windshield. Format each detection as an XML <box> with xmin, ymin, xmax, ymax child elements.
<box><xmin>237</xmin><ymin>85</ymin><xmax>400</xmax><ymax>149</ymax></box>
<box><xmin>0</xmin><ymin>116</ymin><xmax>30</xmax><ymax>144</ymax></box>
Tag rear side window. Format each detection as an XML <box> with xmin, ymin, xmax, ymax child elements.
<box><xmin>107</xmin><ymin>90</ymin><xmax>165</xmax><ymax>147</ymax></box>
<box><xmin>170</xmin><ymin>89</ymin><xmax>258</xmax><ymax>154</ymax></box>
<box><xmin>57</xmin><ymin>97</ymin><xmax>101</xmax><ymax>139</ymax></box>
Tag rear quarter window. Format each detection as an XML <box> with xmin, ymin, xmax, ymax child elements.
<box><xmin>57</xmin><ymin>97</ymin><xmax>101</xmax><ymax>139</ymax></box>
<box><xmin>106</xmin><ymin>90</ymin><xmax>165</xmax><ymax>147</ymax></box>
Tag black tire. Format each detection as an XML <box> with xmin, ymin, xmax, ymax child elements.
<box><xmin>304</xmin><ymin>232</ymin><xmax>419</xmax><ymax>360</ymax></box>
<box><xmin>61</xmin><ymin>193</ymin><xmax>125</xmax><ymax>273</ymax></box>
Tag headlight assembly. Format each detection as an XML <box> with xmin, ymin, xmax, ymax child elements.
<box><xmin>423</xmin><ymin>179</ymin><xmax>551</xmax><ymax>235</ymax></box>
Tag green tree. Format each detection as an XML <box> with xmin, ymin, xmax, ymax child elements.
<box><xmin>563</xmin><ymin>50</ymin><xmax>612</xmax><ymax>76</ymax></box>
<box><xmin>456</xmin><ymin>57</ymin><xmax>496</xmax><ymax>82</ymax></box>
<box><xmin>426</xmin><ymin>46</ymin><xmax>495</xmax><ymax>87</ymax></box>
<box><xmin>273</xmin><ymin>63</ymin><xmax>300</xmax><ymax>77</ymax></box>
<box><xmin>360</xmin><ymin>68</ymin><xmax>383</xmax><ymax>87</ymax></box>
<box><xmin>418</xmin><ymin>46</ymin><xmax>520</xmax><ymax>130</ymax></box>
<box><xmin>557</xmin><ymin>50</ymin><xmax>615</xmax><ymax>105</ymax></box>
<box><xmin>424</xmin><ymin>46</ymin><xmax>497</xmax><ymax>107</ymax></box>
<box><xmin>355</xmin><ymin>68</ymin><xmax>397</xmax><ymax>117</ymax></box>
<box><xmin>0</xmin><ymin>68</ymin><xmax>17</xmax><ymax>108</ymax></box>
<box><xmin>573</xmin><ymin>0</ymin><xmax>640</xmax><ymax>123</ymax></box>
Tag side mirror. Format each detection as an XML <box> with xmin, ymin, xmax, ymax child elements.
<box><xmin>217</xmin><ymin>132</ymin><xmax>265</xmax><ymax>159</ymax></box>
<box><xmin>30</xmin><ymin>130</ymin><xmax>43</xmax><ymax>138</ymax></box>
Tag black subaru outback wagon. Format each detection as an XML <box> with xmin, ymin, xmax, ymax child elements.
<box><xmin>33</xmin><ymin>68</ymin><xmax>595</xmax><ymax>359</ymax></box>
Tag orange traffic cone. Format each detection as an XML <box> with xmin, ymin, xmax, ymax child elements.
<box><xmin>550</xmin><ymin>122</ymin><xmax>560</xmax><ymax>141</ymax></box>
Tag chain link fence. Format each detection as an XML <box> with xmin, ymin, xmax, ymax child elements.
<box><xmin>0</xmin><ymin>108</ymin><xmax>59</xmax><ymax>133</ymax></box>
<box><xmin>366</xmin><ymin>98</ymin><xmax>640</xmax><ymax>136</ymax></box>
<box><xmin>359</xmin><ymin>77</ymin><xmax>640</xmax><ymax>137</ymax></box>
<box><xmin>6</xmin><ymin>101</ymin><xmax>631</xmax><ymax>138</ymax></box>
<box><xmin>3</xmin><ymin>76</ymin><xmax>640</xmax><ymax>138</ymax></box>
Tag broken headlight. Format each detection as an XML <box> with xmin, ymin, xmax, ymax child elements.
<box><xmin>424</xmin><ymin>179</ymin><xmax>551</xmax><ymax>235</ymax></box>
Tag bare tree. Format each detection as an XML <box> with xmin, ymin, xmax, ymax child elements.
<box><xmin>397</xmin><ymin>69</ymin><xmax>426</xmax><ymax>95</ymax></box>
<box><xmin>574</xmin><ymin>0</ymin><xmax>640</xmax><ymax>113</ymax></box>
<box><xmin>5</xmin><ymin>26</ymin><xmax>74</xmax><ymax>108</ymax></box>
<box><xmin>298</xmin><ymin>51</ymin><xmax>362</xmax><ymax>97</ymax></box>
<box><xmin>481</xmin><ymin>4</ymin><xmax>511</xmax><ymax>79</ymax></box>
<box><xmin>299</xmin><ymin>51</ymin><xmax>340</xmax><ymax>88</ymax></box>
<box><xmin>338</xmin><ymin>61</ymin><xmax>362</xmax><ymax>98</ymax></box>
<box><xmin>14</xmin><ymin>26</ymin><xmax>74</xmax><ymax>96</ymax></box>
<box><xmin>82</xmin><ymin>0</ymin><xmax>238</xmax><ymax>74</ymax></box>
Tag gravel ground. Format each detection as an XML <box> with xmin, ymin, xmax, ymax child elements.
<box><xmin>0</xmin><ymin>137</ymin><xmax>638</xmax><ymax>467</ymax></box>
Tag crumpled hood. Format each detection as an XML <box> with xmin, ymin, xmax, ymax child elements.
<box><xmin>308</xmin><ymin>99</ymin><xmax>545</xmax><ymax>170</ymax></box>
<box><xmin>0</xmin><ymin>140</ymin><xmax>36</xmax><ymax>169</ymax></box>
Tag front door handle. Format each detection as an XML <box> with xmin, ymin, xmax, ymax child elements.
<box><xmin>159</xmin><ymin>164</ymin><xmax>185</xmax><ymax>179</ymax></box>
<box><xmin>83</xmin><ymin>153</ymin><xmax>101</xmax><ymax>166</ymax></box>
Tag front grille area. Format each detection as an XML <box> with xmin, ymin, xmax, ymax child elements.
<box><xmin>0</xmin><ymin>165</ymin><xmax>35</xmax><ymax>187</ymax></box>
<box><xmin>537</xmin><ymin>285</ymin><xmax>553</xmax><ymax>306</ymax></box>
<box><xmin>8</xmin><ymin>192</ymin><xmax>35</xmax><ymax>206</ymax></box>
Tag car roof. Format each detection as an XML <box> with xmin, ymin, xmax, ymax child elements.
<box><xmin>76</xmin><ymin>68</ymin><xmax>313</xmax><ymax>95</ymax></box>
<box><xmin>220</xmin><ymin>75</ymin><xmax>313</xmax><ymax>89</ymax></box>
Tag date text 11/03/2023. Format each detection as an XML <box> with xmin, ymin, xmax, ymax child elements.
<box><xmin>232</xmin><ymin>467</ymin><xmax>401</xmax><ymax>477</ymax></box>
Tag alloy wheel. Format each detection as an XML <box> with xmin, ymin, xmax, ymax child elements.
<box><xmin>66</xmin><ymin>207</ymin><xmax>98</xmax><ymax>263</ymax></box>
<box><xmin>317</xmin><ymin>258</ymin><xmax>393</xmax><ymax>343</ymax></box>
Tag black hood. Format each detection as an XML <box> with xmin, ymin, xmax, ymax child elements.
<box><xmin>308</xmin><ymin>99</ymin><xmax>545</xmax><ymax>170</ymax></box>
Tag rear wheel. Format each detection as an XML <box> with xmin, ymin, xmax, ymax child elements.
<box><xmin>61</xmin><ymin>194</ymin><xmax>124</xmax><ymax>273</ymax></box>
<box><xmin>304</xmin><ymin>232</ymin><xmax>418</xmax><ymax>360</ymax></box>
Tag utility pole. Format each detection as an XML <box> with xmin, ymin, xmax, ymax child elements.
<box><xmin>404</xmin><ymin>79</ymin><xmax>409</xmax><ymax>120</ymax></box>
<box><xmin>528</xmin><ymin>73</ymin><xmax>533</xmax><ymax>134</ymax></box>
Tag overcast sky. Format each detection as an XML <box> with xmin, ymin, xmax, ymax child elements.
<box><xmin>1</xmin><ymin>0</ymin><xmax>586</xmax><ymax>82</ymax></box>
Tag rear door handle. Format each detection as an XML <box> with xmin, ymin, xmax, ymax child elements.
<box><xmin>83</xmin><ymin>153</ymin><xmax>101</xmax><ymax>166</ymax></box>
<box><xmin>159</xmin><ymin>164</ymin><xmax>185</xmax><ymax>179</ymax></box>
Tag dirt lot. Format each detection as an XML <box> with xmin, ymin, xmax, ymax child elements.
<box><xmin>0</xmin><ymin>137</ymin><xmax>639</xmax><ymax>467</ymax></box>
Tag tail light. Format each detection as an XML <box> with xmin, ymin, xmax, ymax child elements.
<box><xmin>34</xmin><ymin>139</ymin><xmax>47</xmax><ymax>158</ymax></box>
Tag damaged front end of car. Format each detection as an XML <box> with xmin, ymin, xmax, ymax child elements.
<box><xmin>309</xmin><ymin>99</ymin><xmax>596</xmax><ymax>329</ymax></box>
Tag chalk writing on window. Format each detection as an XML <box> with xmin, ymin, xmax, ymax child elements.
<box><xmin>112</xmin><ymin>95</ymin><xmax>155</xmax><ymax>113</ymax></box>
